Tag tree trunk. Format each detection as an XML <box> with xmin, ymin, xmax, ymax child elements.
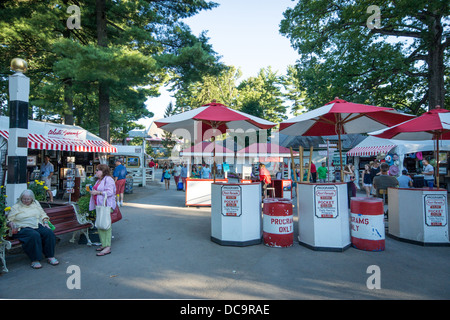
<box><xmin>96</xmin><ymin>0</ymin><xmax>110</xmax><ymax>142</ymax></box>
<box><xmin>63</xmin><ymin>79</ymin><xmax>74</xmax><ymax>125</ymax></box>
<box><xmin>427</xmin><ymin>15</ymin><xmax>445</xmax><ymax>110</ymax></box>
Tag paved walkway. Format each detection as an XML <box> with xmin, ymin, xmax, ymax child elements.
<box><xmin>1</xmin><ymin>180</ymin><xmax>449</xmax><ymax>300</ymax></box>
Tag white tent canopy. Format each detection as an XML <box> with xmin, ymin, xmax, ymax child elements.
<box><xmin>348</xmin><ymin>136</ymin><xmax>450</xmax><ymax>157</ymax></box>
<box><xmin>347</xmin><ymin>135</ymin><xmax>450</xmax><ymax>176</ymax></box>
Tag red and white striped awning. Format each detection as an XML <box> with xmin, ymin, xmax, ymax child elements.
<box><xmin>346</xmin><ymin>144</ymin><xmax>395</xmax><ymax>156</ymax></box>
<box><xmin>0</xmin><ymin>130</ymin><xmax>117</xmax><ymax>153</ymax></box>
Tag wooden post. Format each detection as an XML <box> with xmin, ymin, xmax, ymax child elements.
<box><xmin>290</xmin><ymin>147</ymin><xmax>297</xmax><ymax>183</ymax></box>
<box><xmin>298</xmin><ymin>146</ymin><xmax>303</xmax><ymax>182</ymax></box>
<box><xmin>307</xmin><ymin>146</ymin><xmax>313</xmax><ymax>183</ymax></box>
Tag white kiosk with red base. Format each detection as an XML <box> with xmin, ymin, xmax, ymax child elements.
<box><xmin>297</xmin><ymin>182</ymin><xmax>351</xmax><ymax>251</ymax></box>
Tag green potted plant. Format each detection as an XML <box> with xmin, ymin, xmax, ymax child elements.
<box><xmin>77</xmin><ymin>194</ymin><xmax>96</xmax><ymax>222</ymax></box>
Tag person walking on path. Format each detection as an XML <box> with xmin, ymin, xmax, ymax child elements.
<box><xmin>163</xmin><ymin>166</ymin><xmax>172</xmax><ymax>190</ymax></box>
<box><xmin>173</xmin><ymin>163</ymin><xmax>182</xmax><ymax>186</ymax></box>
<box><xmin>89</xmin><ymin>164</ymin><xmax>116</xmax><ymax>256</ymax></box>
<box><xmin>180</xmin><ymin>163</ymin><xmax>188</xmax><ymax>191</ymax></box>
<box><xmin>113</xmin><ymin>159</ymin><xmax>127</xmax><ymax>207</ymax></box>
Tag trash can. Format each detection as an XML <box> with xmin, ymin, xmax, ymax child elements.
<box><xmin>350</xmin><ymin>197</ymin><xmax>385</xmax><ymax>251</ymax></box>
<box><xmin>263</xmin><ymin>198</ymin><xmax>294</xmax><ymax>247</ymax></box>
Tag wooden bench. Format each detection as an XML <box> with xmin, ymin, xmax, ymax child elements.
<box><xmin>0</xmin><ymin>203</ymin><xmax>93</xmax><ymax>273</ymax></box>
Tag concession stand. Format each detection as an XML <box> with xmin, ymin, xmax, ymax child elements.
<box><xmin>279</xmin><ymin>98</ymin><xmax>414</xmax><ymax>251</ymax></box>
<box><xmin>370</xmin><ymin>107</ymin><xmax>450</xmax><ymax>246</ymax></box>
<box><xmin>236</xmin><ymin>142</ymin><xmax>297</xmax><ymax>199</ymax></box>
<box><xmin>211</xmin><ymin>182</ymin><xmax>262</xmax><ymax>246</ymax></box>
<box><xmin>297</xmin><ymin>182</ymin><xmax>350</xmax><ymax>250</ymax></box>
<box><xmin>346</xmin><ymin>135</ymin><xmax>450</xmax><ymax>189</ymax></box>
<box><xmin>0</xmin><ymin>116</ymin><xmax>117</xmax><ymax>201</ymax></box>
<box><xmin>388</xmin><ymin>187</ymin><xmax>449</xmax><ymax>245</ymax></box>
<box><xmin>155</xmin><ymin>100</ymin><xmax>276</xmax><ymax>244</ymax></box>
<box><xmin>180</xmin><ymin>142</ymin><xmax>232</xmax><ymax>206</ymax></box>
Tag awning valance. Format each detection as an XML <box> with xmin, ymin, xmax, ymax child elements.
<box><xmin>346</xmin><ymin>144</ymin><xmax>395</xmax><ymax>156</ymax></box>
<box><xmin>0</xmin><ymin>117</ymin><xmax>117</xmax><ymax>153</ymax></box>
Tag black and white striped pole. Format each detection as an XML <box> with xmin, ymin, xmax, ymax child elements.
<box><xmin>6</xmin><ymin>58</ymin><xmax>29</xmax><ymax>207</ymax></box>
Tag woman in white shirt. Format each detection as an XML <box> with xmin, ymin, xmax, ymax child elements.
<box><xmin>7</xmin><ymin>189</ymin><xmax>59</xmax><ymax>269</ymax></box>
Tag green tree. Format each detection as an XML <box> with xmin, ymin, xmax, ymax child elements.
<box><xmin>280</xmin><ymin>0</ymin><xmax>450</xmax><ymax>114</ymax></box>
<box><xmin>174</xmin><ymin>66</ymin><xmax>242</xmax><ymax>111</ymax></box>
<box><xmin>0</xmin><ymin>0</ymin><xmax>221</xmax><ymax>142</ymax></box>
<box><xmin>237</xmin><ymin>67</ymin><xmax>288</xmax><ymax>123</ymax></box>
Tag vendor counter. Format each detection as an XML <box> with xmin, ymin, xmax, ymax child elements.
<box><xmin>185</xmin><ymin>178</ymin><xmax>228</xmax><ymax>206</ymax></box>
<box><xmin>211</xmin><ymin>182</ymin><xmax>262</xmax><ymax>246</ymax></box>
<box><xmin>388</xmin><ymin>187</ymin><xmax>449</xmax><ymax>246</ymax></box>
<box><xmin>296</xmin><ymin>182</ymin><xmax>351</xmax><ymax>251</ymax></box>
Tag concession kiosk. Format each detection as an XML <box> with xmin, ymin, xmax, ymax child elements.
<box><xmin>296</xmin><ymin>182</ymin><xmax>351</xmax><ymax>251</ymax></box>
<box><xmin>0</xmin><ymin>116</ymin><xmax>117</xmax><ymax>201</ymax></box>
<box><xmin>236</xmin><ymin>142</ymin><xmax>296</xmax><ymax>199</ymax></box>
<box><xmin>211</xmin><ymin>182</ymin><xmax>262</xmax><ymax>246</ymax></box>
<box><xmin>180</xmin><ymin>142</ymin><xmax>232</xmax><ymax>206</ymax></box>
<box><xmin>388</xmin><ymin>187</ymin><xmax>449</xmax><ymax>245</ymax></box>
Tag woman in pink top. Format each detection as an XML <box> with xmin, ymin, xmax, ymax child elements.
<box><xmin>89</xmin><ymin>164</ymin><xmax>116</xmax><ymax>256</ymax></box>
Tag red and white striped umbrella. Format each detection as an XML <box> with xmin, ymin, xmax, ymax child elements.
<box><xmin>279</xmin><ymin>98</ymin><xmax>414</xmax><ymax>180</ymax></box>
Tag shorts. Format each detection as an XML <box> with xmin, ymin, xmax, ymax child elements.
<box><xmin>363</xmin><ymin>183</ymin><xmax>372</xmax><ymax>187</ymax></box>
<box><xmin>43</xmin><ymin>177</ymin><xmax>52</xmax><ymax>188</ymax></box>
<box><xmin>115</xmin><ymin>179</ymin><xmax>126</xmax><ymax>194</ymax></box>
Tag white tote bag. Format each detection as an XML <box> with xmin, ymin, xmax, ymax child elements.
<box><xmin>95</xmin><ymin>194</ymin><xmax>112</xmax><ymax>230</ymax></box>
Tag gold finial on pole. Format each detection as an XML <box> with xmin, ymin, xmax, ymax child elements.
<box><xmin>10</xmin><ymin>58</ymin><xmax>28</xmax><ymax>73</ymax></box>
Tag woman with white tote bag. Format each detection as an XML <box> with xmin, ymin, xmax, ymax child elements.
<box><xmin>89</xmin><ymin>164</ymin><xmax>117</xmax><ymax>256</ymax></box>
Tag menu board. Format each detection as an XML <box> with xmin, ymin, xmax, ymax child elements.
<box><xmin>423</xmin><ymin>194</ymin><xmax>447</xmax><ymax>226</ymax></box>
<box><xmin>314</xmin><ymin>185</ymin><xmax>339</xmax><ymax>218</ymax></box>
<box><xmin>221</xmin><ymin>185</ymin><xmax>242</xmax><ymax>217</ymax></box>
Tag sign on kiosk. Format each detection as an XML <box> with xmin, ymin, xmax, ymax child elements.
<box><xmin>424</xmin><ymin>194</ymin><xmax>447</xmax><ymax>226</ymax></box>
<box><xmin>45</xmin><ymin>124</ymin><xmax>87</xmax><ymax>140</ymax></box>
<box><xmin>314</xmin><ymin>185</ymin><xmax>339</xmax><ymax>218</ymax></box>
<box><xmin>221</xmin><ymin>185</ymin><xmax>242</xmax><ymax>217</ymax></box>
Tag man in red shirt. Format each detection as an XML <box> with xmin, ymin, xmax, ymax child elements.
<box><xmin>310</xmin><ymin>162</ymin><xmax>317</xmax><ymax>182</ymax></box>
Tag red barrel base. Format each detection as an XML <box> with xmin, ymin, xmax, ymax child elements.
<box><xmin>351</xmin><ymin>237</ymin><xmax>385</xmax><ymax>251</ymax></box>
<box><xmin>263</xmin><ymin>232</ymin><xmax>293</xmax><ymax>248</ymax></box>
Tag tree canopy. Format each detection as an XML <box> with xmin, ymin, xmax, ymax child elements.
<box><xmin>280</xmin><ymin>0</ymin><xmax>450</xmax><ymax>114</ymax></box>
<box><xmin>0</xmin><ymin>0</ymin><xmax>222</xmax><ymax>141</ymax></box>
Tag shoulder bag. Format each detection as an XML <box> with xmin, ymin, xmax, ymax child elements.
<box><xmin>95</xmin><ymin>194</ymin><xmax>112</xmax><ymax>230</ymax></box>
